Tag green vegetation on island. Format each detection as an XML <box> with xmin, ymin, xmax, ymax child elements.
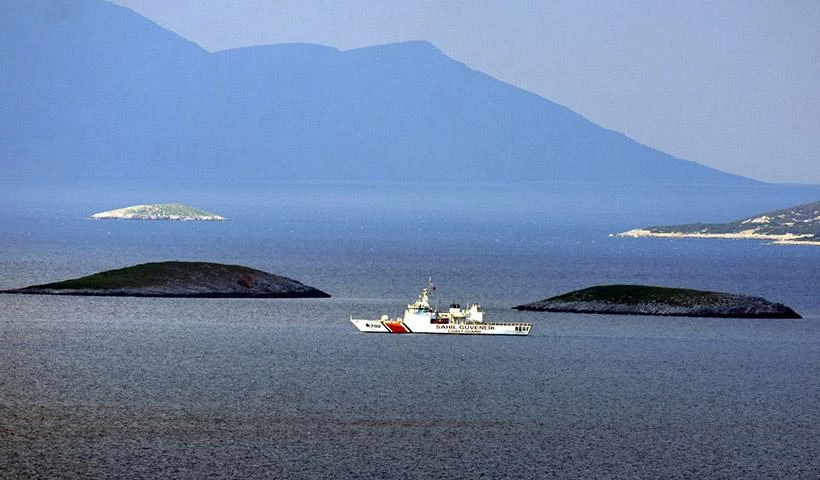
<box><xmin>91</xmin><ymin>203</ymin><xmax>226</xmax><ymax>221</ymax></box>
<box><xmin>514</xmin><ymin>284</ymin><xmax>801</xmax><ymax>319</ymax></box>
<box><xmin>1</xmin><ymin>261</ymin><xmax>330</xmax><ymax>298</ymax></box>
<box><xmin>617</xmin><ymin>200</ymin><xmax>819</xmax><ymax>245</ymax></box>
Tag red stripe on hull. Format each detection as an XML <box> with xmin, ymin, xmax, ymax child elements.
<box><xmin>383</xmin><ymin>321</ymin><xmax>409</xmax><ymax>333</ymax></box>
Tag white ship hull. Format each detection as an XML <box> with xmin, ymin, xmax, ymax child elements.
<box><xmin>351</xmin><ymin>318</ymin><xmax>531</xmax><ymax>335</ymax></box>
<box><xmin>351</xmin><ymin>281</ymin><xmax>532</xmax><ymax>336</ymax></box>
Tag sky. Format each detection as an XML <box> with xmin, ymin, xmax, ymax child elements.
<box><xmin>110</xmin><ymin>0</ymin><xmax>819</xmax><ymax>184</ymax></box>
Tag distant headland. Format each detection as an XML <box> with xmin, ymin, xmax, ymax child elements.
<box><xmin>90</xmin><ymin>204</ymin><xmax>226</xmax><ymax>221</ymax></box>
<box><xmin>616</xmin><ymin>201</ymin><xmax>819</xmax><ymax>246</ymax></box>
<box><xmin>514</xmin><ymin>285</ymin><xmax>801</xmax><ymax>319</ymax></box>
<box><xmin>1</xmin><ymin>261</ymin><xmax>330</xmax><ymax>298</ymax></box>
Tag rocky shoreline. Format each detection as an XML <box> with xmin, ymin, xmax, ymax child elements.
<box><xmin>617</xmin><ymin>229</ymin><xmax>819</xmax><ymax>245</ymax></box>
<box><xmin>514</xmin><ymin>285</ymin><xmax>801</xmax><ymax>319</ymax></box>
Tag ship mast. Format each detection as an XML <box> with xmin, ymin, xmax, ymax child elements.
<box><xmin>428</xmin><ymin>277</ymin><xmax>438</xmax><ymax>312</ymax></box>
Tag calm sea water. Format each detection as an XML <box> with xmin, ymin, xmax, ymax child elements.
<box><xmin>1</xmin><ymin>181</ymin><xmax>818</xmax><ymax>478</ymax></box>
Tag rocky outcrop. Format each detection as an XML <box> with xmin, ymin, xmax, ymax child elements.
<box><xmin>1</xmin><ymin>261</ymin><xmax>330</xmax><ymax>298</ymax></box>
<box><xmin>90</xmin><ymin>204</ymin><xmax>226</xmax><ymax>221</ymax></box>
<box><xmin>514</xmin><ymin>285</ymin><xmax>801</xmax><ymax>319</ymax></box>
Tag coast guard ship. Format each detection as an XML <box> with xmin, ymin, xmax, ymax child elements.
<box><xmin>351</xmin><ymin>281</ymin><xmax>532</xmax><ymax>335</ymax></box>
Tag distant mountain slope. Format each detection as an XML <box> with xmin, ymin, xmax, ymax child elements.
<box><xmin>1</xmin><ymin>0</ymin><xmax>756</xmax><ymax>185</ymax></box>
<box><xmin>618</xmin><ymin>201</ymin><xmax>820</xmax><ymax>245</ymax></box>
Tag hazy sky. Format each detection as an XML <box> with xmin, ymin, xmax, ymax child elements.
<box><xmin>110</xmin><ymin>0</ymin><xmax>819</xmax><ymax>184</ymax></box>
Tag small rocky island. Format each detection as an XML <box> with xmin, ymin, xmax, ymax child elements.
<box><xmin>1</xmin><ymin>261</ymin><xmax>330</xmax><ymax>298</ymax></box>
<box><xmin>514</xmin><ymin>285</ymin><xmax>801</xmax><ymax>319</ymax></box>
<box><xmin>91</xmin><ymin>203</ymin><xmax>226</xmax><ymax>221</ymax></box>
<box><xmin>617</xmin><ymin>200</ymin><xmax>819</xmax><ymax>245</ymax></box>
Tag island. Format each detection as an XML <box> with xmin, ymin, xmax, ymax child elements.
<box><xmin>616</xmin><ymin>200</ymin><xmax>819</xmax><ymax>245</ymax></box>
<box><xmin>513</xmin><ymin>285</ymin><xmax>801</xmax><ymax>319</ymax></box>
<box><xmin>1</xmin><ymin>261</ymin><xmax>330</xmax><ymax>298</ymax></box>
<box><xmin>90</xmin><ymin>203</ymin><xmax>226</xmax><ymax>221</ymax></box>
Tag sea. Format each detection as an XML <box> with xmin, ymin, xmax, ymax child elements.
<box><xmin>1</xmin><ymin>180</ymin><xmax>818</xmax><ymax>479</ymax></box>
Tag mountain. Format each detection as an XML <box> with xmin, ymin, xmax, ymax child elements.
<box><xmin>1</xmin><ymin>0</ymin><xmax>757</xmax><ymax>185</ymax></box>
<box><xmin>618</xmin><ymin>200</ymin><xmax>820</xmax><ymax>245</ymax></box>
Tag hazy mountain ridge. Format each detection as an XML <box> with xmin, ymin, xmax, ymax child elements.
<box><xmin>1</xmin><ymin>0</ymin><xmax>756</xmax><ymax>185</ymax></box>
